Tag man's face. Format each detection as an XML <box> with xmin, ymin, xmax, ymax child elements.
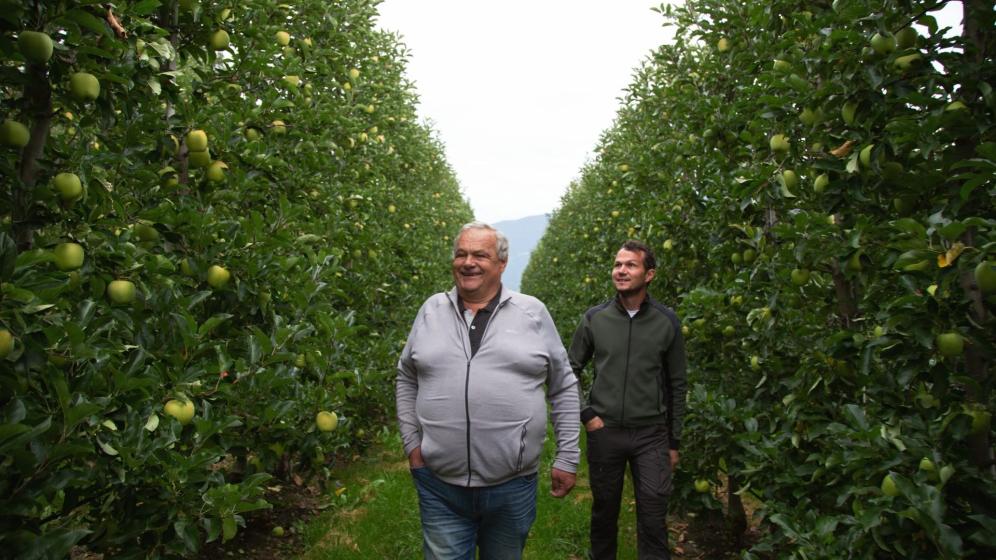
<box><xmin>613</xmin><ymin>248</ymin><xmax>655</xmax><ymax>296</ymax></box>
<box><xmin>453</xmin><ymin>228</ymin><xmax>506</xmax><ymax>300</ymax></box>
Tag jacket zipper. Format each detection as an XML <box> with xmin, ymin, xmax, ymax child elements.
<box><xmin>458</xmin><ymin>297</ymin><xmax>504</xmax><ymax>486</ymax></box>
<box><xmin>621</xmin><ymin>315</ymin><xmax>633</xmax><ymax>425</ymax></box>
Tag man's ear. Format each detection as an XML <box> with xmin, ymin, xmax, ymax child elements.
<box><xmin>646</xmin><ymin>268</ymin><xmax>656</xmax><ymax>283</ymax></box>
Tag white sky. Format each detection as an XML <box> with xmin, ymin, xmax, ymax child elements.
<box><xmin>375</xmin><ymin>1</ymin><xmax>963</xmax><ymax>224</ymax></box>
<box><xmin>376</xmin><ymin>1</ymin><xmax>674</xmax><ymax>224</ymax></box>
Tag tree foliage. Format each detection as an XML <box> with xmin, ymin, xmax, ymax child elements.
<box><xmin>525</xmin><ymin>0</ymin><xmax>994</xmax><ymax>557</ymax></box>
<box><xmin>1</xmin><ymin>0</ymin><xmax>471</xmax><ymax>557</ymax></box>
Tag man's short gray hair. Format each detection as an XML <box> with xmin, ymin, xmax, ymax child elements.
<box><xmin>454</xmin><ymin>222</ymin><xmax>509</xmax><ymax>262</ymax></box>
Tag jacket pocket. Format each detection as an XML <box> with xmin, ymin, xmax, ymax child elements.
<box><xmin>469</xmin><ymin>417</ymin><xmax>534</xmax><ymax>482</ymax></box>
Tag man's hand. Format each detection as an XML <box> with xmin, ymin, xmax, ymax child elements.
<box><xmin>408</xmin><ymin>446</ymin><xmax>425</xmax><ymax>469</ymax></box>
<box><xmin>584</xmin><ymin>416</ymin><xmax>605</xmax><ymax>432</ymax></box>
<box><xmin>550</xmin><ymin>468</ymin><xmax>576</xmax><ymax>498</ymax></box>
<box><xmin>669</xmin><ymin>449</ymin><xmax>679</xmax><ymax>469</ymax></box>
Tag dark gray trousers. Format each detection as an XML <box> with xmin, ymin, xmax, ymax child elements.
<box><xmin>586</xmin><ymin>425</ymin><xmax>672</xmax><ymax>560</ymax></box>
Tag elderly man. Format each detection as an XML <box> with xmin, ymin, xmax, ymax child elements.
<box><xmin>396</xmin><ymin>221</ymin><xmax>581</xmax><ymax>560</ymax></box>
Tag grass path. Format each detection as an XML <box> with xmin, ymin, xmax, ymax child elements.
<box><xmin>294</xmin><ymin>429</ymin><xmax>711</xmax><ymax>560</ymax></box>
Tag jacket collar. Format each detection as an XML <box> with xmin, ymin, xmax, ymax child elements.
<box><xmin>614</xmin><ymin>292</ymin><xmax>652</xmax><ymax>315</ymax></box>
<box><xmin>447</xmin><ymin>284</ymin><xmax>512</xmax><ymax>310</ymax></box>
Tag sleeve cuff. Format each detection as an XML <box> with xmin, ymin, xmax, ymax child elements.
<box><xmin>580</xmin><ymin>407</ymin><xmax>597</xmax><ymax>424</ymax></box>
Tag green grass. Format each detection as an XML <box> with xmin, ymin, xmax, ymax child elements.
<box><xmin>297</xmin><ymin>427</ymin><xmax>645</xmax><ymax>560</ymax></box>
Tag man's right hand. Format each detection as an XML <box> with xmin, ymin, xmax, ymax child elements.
<box><xmin>585</xmin><ymin>416</ymin><xmax>605</xmax><ymax>432</ymax></box>
<box><xmin>408</xmin><ymin>446</ymin><xmax>425</xmax><ymax>468</ymax></box>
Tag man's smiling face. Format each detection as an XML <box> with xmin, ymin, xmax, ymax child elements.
<box><xmin>453</xmin><ymin>228</ymin><xmax>506</xmax><ymax>301</ymax></box>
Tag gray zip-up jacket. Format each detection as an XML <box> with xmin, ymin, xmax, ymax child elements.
<box><xmin>396</xmin><ymin>286</ymin><xmax>581</xmax><ymax>487</ymax></box>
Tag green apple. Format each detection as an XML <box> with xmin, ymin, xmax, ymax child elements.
<box><xmin>69</xmin><ymin>72</ymin><xmax>100</xmax><ymax>101</ymax></box>
<box><xmin>206</xmin><ymin>160</ymin><xmax>228</xmax><ymax>182</ymax></box>
<box><xmin>723</xmin><ymin>325</ymin><xmax>735</xmax><ymax>338</ymax></box>
<box><xmin>769</xmin><ymin>134</ymin><xmax>790</xmax><ymax>153</ymax></box>
<box><xmin>750</xmin><ymin>355</ymin><xmax>761</xmax><ymax>371</ymax></box>
<box><xmin>186</xmin><ymin>129</ymin><xmax>208</xmax><ymax>151</ymax></box>
<box><xmin>945</xmin><ymin>101</ymin><xmax>967</xmax><ymax>112</ymax></box>
<box><xmin>245</xmin><ymin>127</ymin><xmax>261</xmax><ymax>141</ymax></box>
<box><xmin>870</xmin><ymin>32</ymin><xmax>896</xmax><ymax>55</ymax></box>
<box><xmin>731</xmin><ymin>252</ymin><xmax>742</xmax><ymax>265</ymax></box>
<box><xmin>275</xmin><ymin>31</ymin><xmax>291</xmax><ymax>46</ymax></box>
<box><xmin>694</xmin><ymin>479</ymin><xmax>710</xmax><ymax>493</ymax></box>
<box><xmin>663</xmin><ymin>239</ymin><xmax>674</xmax><ymax>251</ymax></box>
<box><xmin>271</xmin><ymin>120</ymin><xmax>287</xmax><ymax>134</ymax></box>
<box><xmin>53</xmin><ymin>242</ymin><xmax>84</xmax><ymax>271</ymax></box>
<box><xmin>349</xmin><ymin>68</ymin><xmax>360</xmax><ymax>80</ymax></box>
<box><xmin>271</xmin><ymin>526</ymin><xmax>285</xmax><ymax>537</ymax></box>
<box><xmin>841</xmin><ymin>101</ymin><xmax>858</xmax><ymax>125</ymax></box>
<box><xmin>316</xmin><ymin>410</ymin><xmax>338</xmax><ymax>432</ymax></box>
<box><xmin>790</xmin><ymin>268</ymin><xmax>810</xmax><ymax>286</ymax></box>
<box><xmin>881</xmin><ymin>474</ymin><xmax>899</xmax><ymax>497</ymax></box>
<box><xmin>188</xmin><ymin>149</ymin><xmax>211</xmax><ymax>168</ymax></box>
<box><xmin>282</xmin><ymin>75</ymin><xmax>301</xmax><ymax>89</ymax></box>
<box><xmin>781</xmin><ymin>170</ymin><xmax>799</xmax><ymax>190</ymax></box>
<box><xmin>209</xmin><ymin>29</ymin><xmax>230</xmax><ymax>51</ymax></box>
<box><xmin>772</xmin><ymin>59</ymin><xmax>792</xmax><ymax>73</ymax></box>
<box><xmin>813</xmin><ymin>173</ymin><xmax>829</xmax><ymax>193</ymax></box>
<box><xmin>164</xmin><ymin>398</ymin><xmax>195</xmax><ymax>424</ymax></box>
<box><xmin>798</xmin><ymin>107</ymin><xmax>821</xmax><ymax>126</ymax></box>
<box><xmin>935</xmin><ymin>332</ymin><xmax>964</xmax><ymax>357</ymax></box>
<box><xmin>0</xmin><ymin>119</ymin><xmax>30</xmax><ymax>148</ymax></box>
<box><xmin>896</xmin><ymin>27</ymin><xmax>918</xmax><ymax>49</ymax></box>
<box><xmin>717</xmin><ymin>37</ymin><xmax>730</xmax><ymax>52</ymax></box>
<box><xmin>846</xmin><ymin>252</ymin><xmax>862</xmax><ymax>272</ymax></box>
<box><xmin>859</xmin><ymin>144</ymin><xmax>875</xmax><ymax>168</ymax></box>
<box><xmin>134</xmin><ymin>223</ymin><xmax>159</xmax><ymax>243</ymax></box>
<box><xmin>968</xmin><ymin>408</ymin><xmax>991</xmax><ymax>435</ymax></box>
<box><xmin>54</xmin><ymin>172</ymin><xmax>83</xmax><ymax>201</ymax></box>
<box><xmin>0</xmin><ymin>329</ymin><xmax>13</xmax><ymax>359</ymax></box>
<box><xmin>18</xmin><ymin>31</ymin><xmax>54</xmax><ymax>64</ymax></box>
<box><xmin>107</xmin><ymin>279</ymin><xmax>136</xmax><ymax>304</ymax></box>
<box><xmin>894</xmin><ymin>53</ymin><xmax>922</xmax><ymax>71</ymax></box>
<box><xmin>206</xmin><ymin>264</ymin><xmax>231</xmax><ymax>289</ymax></box>
<box><xmin>975</xmin><ymin>261</ymin><xmax>996</xmax><ymax>294</ymax></box>
<box><xmin>742</xmin><ymin>248</ymin><xmax>756</xmax><ymax>263</ymax></box>
<box><xmin>918</xmin><ymin>457</ymin><xmax>936</xmax><ymax>473</ymax></box>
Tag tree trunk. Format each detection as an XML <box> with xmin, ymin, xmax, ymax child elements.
<box><xmin>12</xmin><ymin>63</ymin><xmax>52</xmax><ymax>251</ymax></box>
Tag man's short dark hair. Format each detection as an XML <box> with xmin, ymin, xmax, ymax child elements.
<box><xmin>621</xmin><ymin>240</ymin><xmax>656</xmax><ymax>271</ymax></box>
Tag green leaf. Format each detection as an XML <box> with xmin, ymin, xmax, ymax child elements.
<box><xmin>198</xmin><ymin>314</ymin><xmax>233</xmax><ymax>337</ymax></box>
<box><xmin>221</xmin><ymin>515</ymin><xmax>237</xmax><ymax>542</ymax></box>
<box><xmin>62</xmin><ymin>9</ymin><xmax>112</xmax><ymax>38</ymax></box>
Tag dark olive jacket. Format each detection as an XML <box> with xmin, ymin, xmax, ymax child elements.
<box><xmin>568</xmin><ymin>294</ymin><xmax>688</xmax><ymax>449</ymax></box>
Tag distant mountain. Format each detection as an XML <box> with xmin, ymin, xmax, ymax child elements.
<box><xmin>493</xmin><ymin>214</ymin><xmax>549</xmax><ymax>292</ymax></box>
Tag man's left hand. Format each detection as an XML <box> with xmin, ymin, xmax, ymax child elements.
<box><xmin>550</xmin><ymin>468</ymin><xmax>576</xmax><ymax>498</ymax></box>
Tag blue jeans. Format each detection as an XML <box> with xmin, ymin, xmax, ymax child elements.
<box><xmin>411</xmin><ymin>466</ymin><xmax>538</xmax><ymax>560</ymax></box>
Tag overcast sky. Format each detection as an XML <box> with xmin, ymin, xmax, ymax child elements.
<box><xmin>375</xmin><ymin>1</ymin><xmax>674</xmax><ymax>224</ymax></box>
<box><xmin>375</xmin><ymin>1</ymin><xmax>962</xmax><ymax>225</ymax></box>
